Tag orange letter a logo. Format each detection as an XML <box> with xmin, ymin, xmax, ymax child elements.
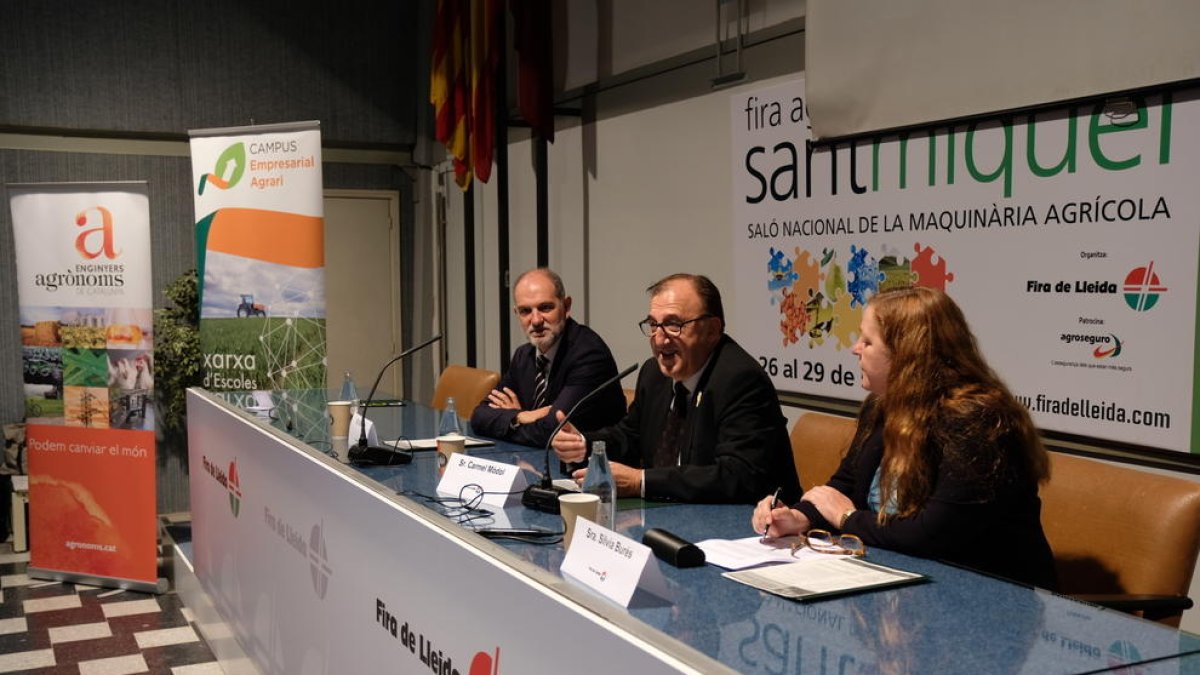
<box><xmin>74</xmin><ymin>207</ymin><xmax>120</xmax><ymax>259</ymax></box>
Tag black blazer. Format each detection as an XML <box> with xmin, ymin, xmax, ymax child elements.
<box><xmin>591</xmin><ymin>335</ymin><xmax>800</xmax><ymax>504</ymax></box>
<box><xmin>469</xmin><ymin>318</ymin><xmax>626</xmax><ymax>448</ymax></box>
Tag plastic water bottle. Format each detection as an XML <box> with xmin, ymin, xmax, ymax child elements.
<box><xmin>340</xmin><ymin>371</ymin><xmax>358</xmax><ymax>402</ymax></box>
<box><xmin>581</xmin><ymin>441</ymin><xmax>616</xmax><ymax>529</ymax></box>
<box><xmin>439</xmin><ymin>396</ymin><xmax>463</xmax><ymax>436</ymax></box>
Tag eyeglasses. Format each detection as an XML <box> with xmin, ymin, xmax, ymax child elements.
<box><xmin>791</xmin><ymin>529</ymin><xmax>866</xmax><ymax>557</ymax></box>
<box><xmin>638</xmin><ymin>315</ymin><xmax>712</xmax><ymax>337</ymax></box>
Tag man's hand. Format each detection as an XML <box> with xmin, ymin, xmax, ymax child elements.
<box><xmin>551</xmin><ymin>410</ymin><xmax>587</xmax><ymax>463</ymax></box>
<box><xmin>515</xmin><ymin>405</ymin><xmax>551</xmax><ymax>425</ymax></box>
<box><xmin>486</xmin><ymin>387</ymin><xmax>522</xmax><ymax>411</ymax></box>
<box><xmin>571</xmin><ymin>461</ymin><xmax>642</xmax><ymax>498</ymax></box>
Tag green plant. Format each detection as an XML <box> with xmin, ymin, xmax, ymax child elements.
<box><xmin>154</xmin><ymin>269</ymin><xmax>203</xmax><ymax>441</ymax></box>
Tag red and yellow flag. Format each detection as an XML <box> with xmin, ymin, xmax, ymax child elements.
<box><xmin>432</xmin><ymin>0</ymin><xmax>471</xmax><ymax>189</ymax></box>
<box><xmin>470</xmin><ymin>0</ymin><xmax>502</xmax><ymax>184</ymax></box>
<box><xmin>431</xmin><ymin>0</ymin><xmax>502</xmax><ymax>190</ymax></box>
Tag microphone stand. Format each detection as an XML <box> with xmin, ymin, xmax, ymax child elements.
<box><xmin>348</xmin><ymin>334</ymin><xmax>443</xmax><ymax>465</ymax></box>
<box><xmin>522</xmin><ymin>363</ymin><xmax>638</xmax><ymax>513</ymax></box>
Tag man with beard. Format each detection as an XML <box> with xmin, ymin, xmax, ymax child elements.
<box><xmin>552</xmin><ymin>273</ymin><xmax>800</xmax><ymax>504</ymax></box>
<box><xmin>470</xmin><ymin>268</ymin><xmax>627</xmax><ymax>448</ymax></box>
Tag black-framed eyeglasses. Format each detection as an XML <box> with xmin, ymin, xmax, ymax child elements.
<box><xmin>639</xmin><ymin>315</ymin><xmax>712</xmax><ymax>337</ymax></box>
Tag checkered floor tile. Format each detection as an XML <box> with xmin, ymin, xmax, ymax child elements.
<box><xmin>0</xmin><ymin>542</ymin><xmax>222</xmax><ymax>674</ymax></box>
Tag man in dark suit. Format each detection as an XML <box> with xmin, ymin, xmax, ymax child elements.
<box><xmin>470</xmin><ymin>268</ymin><xmax>626</xmax><ymax>448</ymax></box>
<box><xmin>552</xmin><ymin>273</ymin><xmax>800</xmax><ymax>504</ymax></box>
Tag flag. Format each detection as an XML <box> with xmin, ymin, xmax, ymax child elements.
<box><xmin>470</xmin><ymin>0</ymin><xmax>502</xmax><ymax>183</ymax></box>
<box><xmin>431</xmin><ymin>0</ymin><xmax>472</xmax><ymax>189</ymax></box>
<box><xmin>511</xmin><ymin>0</ymin><xmax>554</xmax><ymax>143</ymax></box>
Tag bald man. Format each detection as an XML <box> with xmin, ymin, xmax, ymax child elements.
<box><xmin>470</xmin><ymin>268</ymin><xmax>626</xmax><ymax>447</ymax></box>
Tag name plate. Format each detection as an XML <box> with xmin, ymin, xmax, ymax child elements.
<box><xmin>436</xmin><ymin>455</ymin><xmax>527</xmax><ymax>507</ymax></box>
<box><xmin>560</xmin><ymin>517</ymin><xmax>670</xmax><ymax>607</ymax></box>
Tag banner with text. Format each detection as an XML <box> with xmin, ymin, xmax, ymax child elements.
<box><xmin>9</xmin><ymin>183</ymin><xmax>158</xmax><ymax>587</ymax></box>
<box><xmin>189</xmin><ymin>122</ymin><xmax>326</xmax><ymax>391</ymax></box>
<box><xmin>731</xmin><ymin>78</ymin><xmax>1200</xmax><ymax>454</ymax></box>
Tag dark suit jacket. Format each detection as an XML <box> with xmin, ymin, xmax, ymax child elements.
<box><xmin>590</xmin><ymin>335</ymin><xmax>800</xmax><ymax>504</ymax></box>
<box><xmin>469</xmin><ymin>318</ymin><xmax>626</xmax><ymax>448</ymax></box>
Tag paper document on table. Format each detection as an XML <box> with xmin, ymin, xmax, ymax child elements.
<box><xmin>723</xmin><ymin>556</ymin><xmax>926</xmax><ymax>601</ymax></box>
<box><xmin>696</xmin><ymin>536</ymin><xmax>803</xmax><ymax>570</ymax></box>
<box><xmin>387</xmin><ymin>436</ymin><xmax>495</xmax><ymax>450</ymax></box>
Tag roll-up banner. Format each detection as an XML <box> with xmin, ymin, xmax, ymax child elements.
<box><xmin>731</xmin><ymin>78</ymin><xmax>1200</xmax><ymax>456</ymax></box>
<box><xmin>8</xmin><ymin>182</ymin><xmax>159</xmax><ymax>591</ymax></box>
<box><xmin>189</xmin><ymin>121</ymin><xmax>326</xmax><ymax>392</ymax></box>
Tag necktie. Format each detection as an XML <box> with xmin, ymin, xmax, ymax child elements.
<box><xmin>533</xmin><ymin>355</ymin><xmax>549</xmax><ymax>408</ymax></box>
<box><xmin>654</xmin><ymin>382</ymin><xmax>689</xmax><ymax>468</ymax></box>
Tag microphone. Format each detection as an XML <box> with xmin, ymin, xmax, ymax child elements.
<box><xmin>522</xmin><ymin>362</ymin><xmax>638</xmax><ymax>513</ymax></box>
<box><xmin>348</xmin><ymin>334</ymin><xmax>443</xmax><ymax>465</ymax></box>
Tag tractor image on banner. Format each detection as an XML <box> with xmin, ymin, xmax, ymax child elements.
<box><xmin>237</xmin><ymin>294</ymin><xmax>267</xmax><ymax>318</ymax></box>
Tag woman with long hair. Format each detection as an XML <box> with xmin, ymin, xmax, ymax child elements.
<box><xmin>753</xmin><ymin>286</ymin><xmax>1056</xmax><ymax>588</ymax></box>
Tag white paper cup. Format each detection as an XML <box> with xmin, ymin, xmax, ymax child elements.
<box><xmin>559</xmin><ymin>493</ymin><xmax>600</xmax><ymax>551</ymax></box>
<box><xmin>436</xmin><ymin>433</ymin><xmax>466</xmax><ymax>468</ymax></box>
<box><xmin>328</xmin><ymin>400</ymin><xmax>353</xmax><ymax>438</ymax></box>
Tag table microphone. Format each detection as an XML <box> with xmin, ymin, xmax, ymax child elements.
<box><xmin>349</xmin><ymin>334</ymin><xmax>443</xmax><ymax>465</ymax></box>
<box><xmin>522</xmin><ymin>362</ymin><xmax>638</xmax><ymax>513</ymax></box>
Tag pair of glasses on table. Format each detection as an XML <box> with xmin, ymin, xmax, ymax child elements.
<box><xmin>790</xmin><ymin>529</ymin><xmax>866</xmax><ymax>557</ymax></box>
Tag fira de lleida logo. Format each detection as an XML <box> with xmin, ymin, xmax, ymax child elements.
<box><xmin>308</xmin><ymin>522</ymin><xmax>332</xmax><ymax>600</ymax></box>
<box><xmin>198</xmin><ymin>142</ymin><xmax>246</xmax><ymax>195</ymax></box>
<box><xmin>227</xmin><ymin>459</ymin><xmax>242</xmax><ymax>517</ymax></box>
<box><xmin>1123</xmin><ymin>262</ymin><xmax>1167</xmax><ymax>311</ymax></box>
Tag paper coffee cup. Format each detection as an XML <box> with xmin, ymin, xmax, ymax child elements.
<box><xmin>559</xmin><ymin>493</ymin><xmax>600</xmax><ymax>551</ymax></box>
<box><xmin>328</xmin><ymin>400</ymin><xmax>353</xmax><ymax>438</ymax></box>
<box><xmin>436</xmin><ymin>433</ymin><xmax>466</xmax><ymax>468</ymax></box>
<box><xmin>330</xmin><ymin>436</ymin><xmax>350</xmax><ymax>463</ymax></box>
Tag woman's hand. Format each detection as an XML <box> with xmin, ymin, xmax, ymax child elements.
<box><xmin>800</xmin><ymin>485</ymin><xmax>854</xmax><ymax>526</ymax></box>
<box><xmin>751</xmin><ymin>494</ymin><xmax>810</xmax><ymax>539</ymax></box>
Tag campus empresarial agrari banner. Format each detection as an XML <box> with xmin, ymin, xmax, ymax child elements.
<box><xmin>731</xmin><ymin>78</ymin><xmax>1200</xmax><ymax>455</ymax></box>
<box><xmin>189</xmin><ymin>121</ymin><xmax>326</xmax><ymax>392</ymax></box>
<box><xmin>8</xmin><ymin>183</ymin><xmax>158</xmax><ymax>588</ymax></box>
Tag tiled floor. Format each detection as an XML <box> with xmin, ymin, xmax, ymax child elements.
<box><xmin>0</xmin><ymin>542</ymin><xmax>223</xmax><ymax>674</ymax></box>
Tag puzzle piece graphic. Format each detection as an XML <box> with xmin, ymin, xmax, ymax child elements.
<box><xmin>767</xmin><ymin>247</ymin><xmax>799</xmax><ymax>305</ymax></box>
<box><xmin>879</xmin><ymin>255</ymin><xmax>917</xmax><ymax>292</ymax></box>
<box><xmin>822</xmin><ymin>248</ymin><xmax>845</xmax><ymax>302</ymax></box>
<box><xmin>846</xmin><ymin>245</ymin><xmax>884</xmax><ymax>307</ymax></box>
<box><xmin>828</xmin><ymin>291</ymin><xmax>863</xmax><ymax>351</ymax></box>
<box><xmin>793</xmin><ymin>247</ymin><xmax>822</xmax><ymax>300</ymax></box>
<box><xmin>911</xmin><ymin>242</ymin><xmax>956</xmax><ymax>290</ymax></box>
<box><xmin>804</xmin><ymin>293</ymin><xmax>835</xmax><ymax>347</ymax></box>
<box><xmin>778</xmin><ymin>286</ymin><xmax>812</xmax><ymax>347</ymax></box>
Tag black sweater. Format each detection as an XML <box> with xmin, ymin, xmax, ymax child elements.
<box><xmin>796</xmin><ymin>409</ymin><xmax>1057</xmax><ymax>589</ymax></box>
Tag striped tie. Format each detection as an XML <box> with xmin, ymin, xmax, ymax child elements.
<box><xmin>533</xmin><ymin>355</ymin><xmax>549</xmax><ymax>408</ymax></box>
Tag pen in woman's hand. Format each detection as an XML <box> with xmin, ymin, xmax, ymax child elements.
<box><xmin>760</xmin><ymin>487</ymin><xmax>783</xmax><ymax>539</ymax></box>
